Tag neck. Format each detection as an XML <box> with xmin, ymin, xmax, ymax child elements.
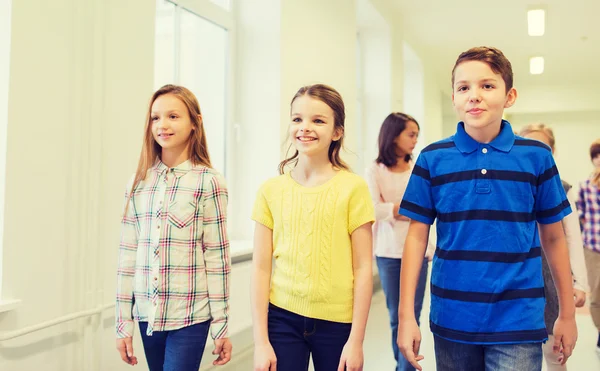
<box><xmin>294</xmin><ymin>153</ymin><xmax>336</xmax><ymax>178</ymax></box>
<box><xmin>464</xmin><ymin>120</ymin><xmax>502</xmax><ymax>143</ymax></box>
<box><xmin>161</xmin><ymin>146</ymin><xmax>190</xmax><ymax>168</ymax></box>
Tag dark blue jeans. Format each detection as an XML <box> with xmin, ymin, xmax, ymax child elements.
<box><xmin>268</xmin><ymin>304</ymin><xmax>352</xmax><ymax>371</ymax></box>
<box><xmin>434</xmin><ymin>335</ymin><xmax>542</xmax><ymax>371</ymax></box>
<box><xmin>139</xmin><ymin>321</ymin><xmax>210</xmax><ymax>371</ymax></box>
<box><xmin>376</xmin><ymin>257</ymin><xmax>428</xmax><ymax>371</ymax></box>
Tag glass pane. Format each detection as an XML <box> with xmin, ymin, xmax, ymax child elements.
<box><xmin>154</xmin><ymin>0</ymin><xmax>176</xmax><ymax>89</ymax></box>
<box><xmin>179</xmin><ymin>9</ymin><xmax>228</xmax><ymax>175</ymax></box>
<box><xmin>210</xmin><ymin>0</ymin><xmax>230</xmax><ymax>11</ymax></box>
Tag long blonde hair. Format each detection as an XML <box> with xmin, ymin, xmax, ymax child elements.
<box><xmin>124</xmin><ymin>84</ymin><xmax>212</xmax><ymax>215</ymax></box>
<box><xmin>279</xmin><ymin>84</ymin><xmax>350</xmax><ymax>174</ymax></box>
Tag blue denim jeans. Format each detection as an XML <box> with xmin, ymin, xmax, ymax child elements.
<box><xmin>139</xmin><ymin>321</ymin><xmax>210</xmax><ymax>371</ymax></box>
<box><xmin>434</xmin><ymin>335</ymin><xmax>543</xmax><ymax>371</ymax></box>
<box><xmin>376</xmin><ymin>257</ymin><xmax>429</xmax><ymax>371</ymax></box>
<box><xmin>268</xmin><ymin>303</ymin><xmax>352</xmax><ymax>371</ymax></box>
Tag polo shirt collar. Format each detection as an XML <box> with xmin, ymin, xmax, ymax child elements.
<box><xmin>454</xmin><ymin>120</ymin><xmax>515</xmax><ymax>154</ymax></box>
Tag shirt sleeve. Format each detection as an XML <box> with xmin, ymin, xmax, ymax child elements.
<box><xmin>576</xmin><ymin>182</ymin><xmax>586</xmax><ymax>219</ymax></box>
<box><xmin>202</xmin><ymin>173</ymin><xmax>231</xmax><ymax>340</ymax></box>
<box><xmin>365</xmin><ymin>164</ymin><xmax>395</xmax><ymax>221</ymax></box>
<box><xmin>251</xmin><ymin>183</ymin><xmax>274</xmax><ymax>229</ymax></box>
<box><xmin>535</xmin><ymin>152</ymin><xmax>571</xmax><ymax>224</ymax></box>
<box><xmin>564</xmin><ymin>189</ymin><xmax>589</xmax><ymax>292</ymax></box>
<box><xmin>348</xmin><ymin>179</ymin><xmax>376</xmax><ymax>234</ymax></box>
<box><xmin>400</xmin><ymin>153</ymin><xmax>436</xmax><ymax>225</ymax></box>
<box><xmin>116</xmin><ymin>175</ymin><xmax>138</xmax><ymax>339</ymax></box>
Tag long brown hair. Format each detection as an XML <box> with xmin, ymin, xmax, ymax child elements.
<box><xmin>124</xmin><ymin>84</ymin><xmax>212</xmax><ymax>215</ymax></box>
<box><xmin>376</xmin><ymin>112</ymin><xmax>419</xmax><ymax>166</ymax></box>
<box><xmin>278</xmin><ymin>84</ymin><xmax>349</xmax><ymax>174</ymax></box>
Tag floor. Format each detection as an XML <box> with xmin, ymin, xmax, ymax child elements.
<box><xmin>219</xmin><ymin>284</ymin><xmax>600</xmax><ymax>370</ymax></box>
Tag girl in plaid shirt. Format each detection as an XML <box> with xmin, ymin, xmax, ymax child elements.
<box><xmin>577</xmin><ymin>139</ymin><xmax>600</xmax><ymax>354</ymax></box>
<box><xmin>116</xmin><ymin>85</ymin><xmax>232</xmax><ymax>370</ymax></box>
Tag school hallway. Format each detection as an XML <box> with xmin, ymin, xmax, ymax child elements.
<box><xmin>216</xmin><ymin>283</ymin><xmax>600</xmax><ymax>371</ymax></box>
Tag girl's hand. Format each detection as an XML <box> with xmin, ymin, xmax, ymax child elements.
<box><xmin>254</xmin><ymin>342</ymin><xmax>277</xmax><ymax>371</ymax></box>
<box><xmin>573</xmin><ymin>289</ymin><xmax>586</xmax><ymax>307</ymax></box>
<box><xmin>213</xmin><ymin>338</ymin><xmax>233</xmax><ymax>365</ymax></box>
<box><xmin>553</xmin><ymin>316</ymin><xmax>578</xmax><ymax>365</ymax></box>
<box><xmin>116</xmin><ymin>337</ymin><xmax>138</xmax><ymax>365</ymax></box>
<box><xmin>338</xmin><ymin>340</ymin><xmax>363</xmax><ymax>371</ymax></box>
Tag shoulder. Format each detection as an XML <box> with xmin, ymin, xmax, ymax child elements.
<box><xmin>421</xmin><ymin>137</ymin><xmax>456</xmax><ymax>154</ymax></box>
<box><xmin>336</xmin><ymin>171</ymin><xmax>370</xmax><ymax>195</ymax></box>
<box><xmin>191</xmin><ymin>165</ymin><xmax>228</xmax><ymax>192</ymax></box>
<box><xmin>257</xmin><ymin>173</ymin><xmax>288</xmax><ymax>194</ymax></box>
<box><xmin>513</xmin><ymin>136</ymin><xmax>553</xmax><ymax>157</ymax></box>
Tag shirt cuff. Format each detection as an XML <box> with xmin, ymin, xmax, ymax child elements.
<box><xmin>116</xmin><ymin>320</ymin><xmax>135</xmax><ymax>338</ymax></box>
<box><xmin>210</xmin><ymin>320</ymin><xmax>229</xmax><ymax>340</ymax></box>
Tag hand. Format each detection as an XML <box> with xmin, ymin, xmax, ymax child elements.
<box><xmin>254</xmin><ymin>342</ymin><xmax>277</xmax><ymax>371</ymax></box>
<box><xmin>116</xmin><ymin>337</ymin><xmax>138</xmax><ymax>366</ymax></box>
<box><xmin>552</xmin><ymin>316</ymin><xmax>578</xmax><ymax>365</ymax></box>
<box><xmin>397</xmin><ymin>318</ymin><xmax>424</xmax><ymax>371</ymax></box>
<box><xmin>573</xmin><ymin>289</ymin><xmax>586</xmax><ymax>307</ymax></box>
<box><xmin>213</xmin><ymin>338</ymin><xmax>232</xmax><ymax>366</ymax></box>
<box><xmin>338</xmin><ymin>340</ymin><xmax>363</xmax><ymax>371</ymax></box>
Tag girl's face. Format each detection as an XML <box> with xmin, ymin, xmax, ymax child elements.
<box><xmin>151</xmin><ymin>94</ymin><xmax>196</xmax><ymax>154</ymax></box>
<box><xmin>593</xmin><ymin>154</ymin><xmax>600</xmax><ymax>169</ymax></box>
<box><xmin>394</xmin><ymin>121</ymin><xmax>419</xmax><ymax>157</ymax></box>
<box><xmin>289</xmin><ymin>95</ymin><xmax>341</xmax><ymax>158</ymax></box>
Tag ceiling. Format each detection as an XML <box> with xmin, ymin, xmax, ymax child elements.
<box><xmin>389</xmin><ymin>0</ymin><xmax>600</xmax><ymax>113</ymax></box>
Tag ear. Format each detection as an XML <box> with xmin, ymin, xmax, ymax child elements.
<box><xmin>332</xmin><ymin>126</ymin><xmax>344</xmax><ymax>141</ymax></box>
<box><xmin>451</xmin><ymin>93</ymin><xmax>455</xmax><ymax>107</ymax></box>
<box><xmin>195</xmin><ymin>114</ymin><xmax>203</xmax><ymax>130</ymax></box>
<box><xmin>504</xmin><ymin>88</ymin><xmax>518</xmax><ymax>108</ymax></box>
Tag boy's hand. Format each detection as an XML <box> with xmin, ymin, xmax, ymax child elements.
<box><xmin>573</xmin><ymin>289</ymin><xmax>586</xmax><ymax>307</ymax></box>
<box><xmin>397</xmin><ymin>318</ymin><xmax>424</xmax><ymax>371</ymax></box>
<box><xmin>337</xmin><ymin>339</ymin><xmax>364</xmax><ymax>371</ymax></box>
<box><xmin>213</xmin><ymin>338</ymin><xmax>232</xmax><ymax>365</ymax></box>
<box><xmin>552</xmin><ymin>316</ymin><xmax>578</xmax><ymax>365</ymax></box>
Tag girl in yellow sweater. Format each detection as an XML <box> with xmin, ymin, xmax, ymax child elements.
<box><xmin>251</xmin><ymin>84</ymin><xmax>375</xmax><ymax>371</ymax></box>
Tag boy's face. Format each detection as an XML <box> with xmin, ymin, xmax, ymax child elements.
<box><xmin>452</xmin><ymin>61</ymin><xmax>517</xmax><ymax>134</ymax></box>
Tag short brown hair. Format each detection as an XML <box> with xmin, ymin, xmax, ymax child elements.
<box><xmin>452</xmin><ymin>47</ymin><xmax>513</xmax><ymax>92</ymax></box>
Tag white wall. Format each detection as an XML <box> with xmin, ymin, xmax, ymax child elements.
<box><xmin>0</xmin><ymin>1</ymin><xmax>154</xmax><ymax>370</ymax></box>
<box><xmin>0</xmin><ymin>0</ymin><xmax>12</xmax><ymax>297</ymax></box>
<box><xmin>280</xmin><ymin>0</ymin><xmax>358</xmax><ymax>167</ymax></box>
<box><xmin>511</xmin><ymin>111</ymin><xmax>599</xmax><ymax>188</ymax></box>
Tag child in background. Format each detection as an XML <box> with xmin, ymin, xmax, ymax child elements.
<box><xmin>251</xmin><ymin>84</ymin><xmax>375</xmax><ymax>371</ymax></box>
<box><xmin>365</xmin><ymin>112</ymin><xmax>432</xmax><ymax>371</ymax></box>
<box><xmin>519</xmin><ymin>123</ymin><xmax>588</xmax><ymax>370</ymax></box>
<box><xmin>116</xmin><ymin>84</ymin><xmax>232</xmax><ymax>370</ymax></box>
<box><xmin>577</xmin><ymin>139</ymin><xmax>600</xmax><ymax>354</ymax></box>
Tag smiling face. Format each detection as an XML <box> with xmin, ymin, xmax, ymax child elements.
<box><xmin>150</xmin><ymin>93</ymin><xmax>196</xmax><ymax>155</ymax></box>
<box><xmin>289</xmin><ymin>94</ymin><xmax>342</xmax><ymax>159</ymax></box>
<box><xmin>452</xmin><ymin>61</ymin><xmax>517</xmax><ymax>140</ymax></box>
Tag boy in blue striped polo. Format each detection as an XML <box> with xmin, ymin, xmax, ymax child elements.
<box><xmin>396</xmin><ymin>47</ymin><xmax>578</xmax><ymax>371</ymax></box>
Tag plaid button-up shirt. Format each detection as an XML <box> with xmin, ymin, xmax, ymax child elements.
<box><xmin>116</xmin><ymin>160</ymin><xmax>230</xmax><ymax>339</ymax></box>
<box><xmin>577</xmin><ymin>178</ymin><xmax>600</xmax><ymax>252</ymax></box>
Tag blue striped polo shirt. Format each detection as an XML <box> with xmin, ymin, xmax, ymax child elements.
<box><xmin>400</xmin><ymin>121</ymin><xmax>571</xmax><ymax>344</ymax></box>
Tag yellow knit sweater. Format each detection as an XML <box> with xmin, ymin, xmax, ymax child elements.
<box><xmin>252</xmin><ymin>170</ymin><xmax>375</xmax><ymax>323</ymax></box>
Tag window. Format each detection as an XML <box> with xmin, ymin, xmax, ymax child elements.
<box><xmin>0</xmin><ymin>0</ymin><xmax>12</xmax><ymax>296</ymax></box>
<box><xmin>154</xmin><ymin>0</ymin><xmax>230</xmax><ymax>176</ymax></box>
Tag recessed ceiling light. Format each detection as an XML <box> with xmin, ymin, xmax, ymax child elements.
<box><xmin>528</xmin><ymin>9</ymin><xmax>545</xmax><ymax>36</ymax></box>
<box><xmin>530</xmin><ymin>57</ymin><xmax>544</xmax><ymax>75</ymax></box>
